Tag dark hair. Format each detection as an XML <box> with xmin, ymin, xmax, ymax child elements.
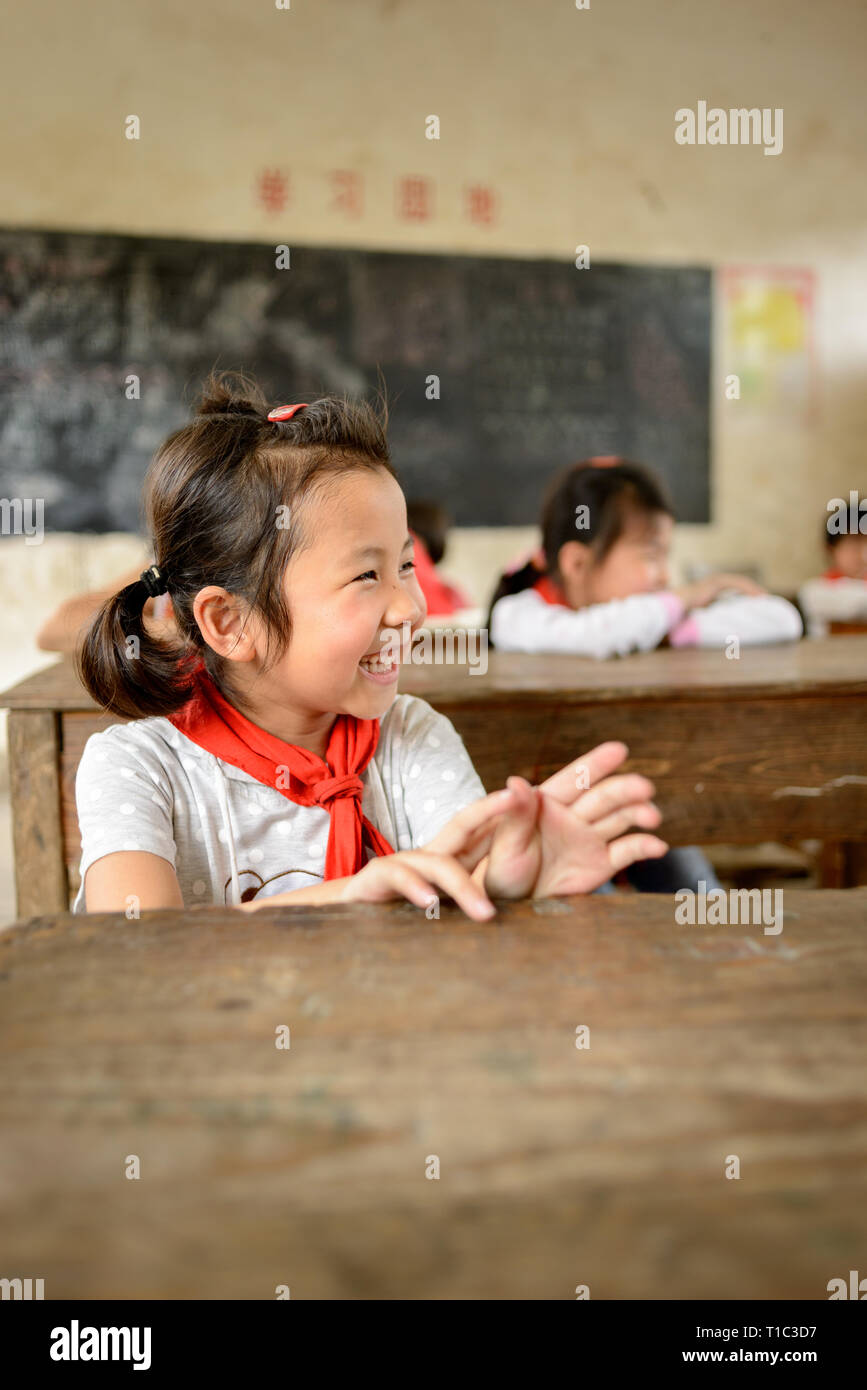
<box><xmin>77</xmin><ymin>371</ymin><xmax>395</xmax><ymax>719</ymax></box>
<box><xmin>407</xmin><ymin>498</ymin><xmax>451</xmax><ymax>565</ymax></box>
<box><xmin>486</xmin><ymin>458</ymin><xmax>674</xmax><ymax>630</ymax></box>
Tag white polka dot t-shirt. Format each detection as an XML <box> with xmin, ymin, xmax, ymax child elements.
<box><xmin>72</xmin><ymin>693</ymin><xmax>486</xmax><ymax>911</ymax></box>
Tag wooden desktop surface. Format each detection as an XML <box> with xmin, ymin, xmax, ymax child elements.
<box><xmin>0</xmin><ymin>890</ymin><xmax>864</xmax><ymax>1299</ymax></box>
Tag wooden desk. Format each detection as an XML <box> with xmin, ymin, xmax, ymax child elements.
<box><xmin>1</xmin><ymin>891</ymin><xmax>864</xmax><ymax>1299</ymax></box>
<box><xmin>3</xmin><ymin>638</ymin><xmax>867</xmax><ymax>918</ymax></box>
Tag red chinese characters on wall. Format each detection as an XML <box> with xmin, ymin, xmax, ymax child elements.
<box><xmin>331</xmin><ymin>170</ymin><xmax>363</xmax><ymax>218</ymax></box>
<box><xmin>254</xmin><ymin>169</ymin><xmax>497</xmax><ymax>226</ymax></box>
<box><xmin>256</xmin><ymin>169</ymin><xmax>289</xmax><ymax>214</ymax></box>
<box><xmin>396</xmin><ymin>176</ymin><xmax>433</xmax><ymax>221</ymax></box>
<box><xmin>465</xmin><ymin>184</ymin><xmax>497</xmax><ymax>226</ymax></box>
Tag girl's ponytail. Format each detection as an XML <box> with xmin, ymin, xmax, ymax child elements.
<box><xmin>76</xmin><ymin>574</ymin><xmax>196</xmax><ymax>719</ymax></box>
<box><xmin>485</xmin><ymin>558</ymin><xmax>542</xmax><ymax>632</ymax></box>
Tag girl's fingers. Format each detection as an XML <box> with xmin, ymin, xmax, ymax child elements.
<box><xmin>491</xmin><ymin>777</ymin><xmax>541</xmax><ymax>852</ymax></box>
<box><xmin>423</xmin><ymin>785</ymin><xmax>518</xmax><ymax>855</ymax></box>
<box><xmin>384</xmin><ymin>861</ymin><xmax>445</xmax><ymax>911</ymax></box>
<box><xmin>607</xmin><ymin>834</ymin><xmax>669</xmax><ymax>875</ymax></box>
<box><xmin>591</xmin><ymin>801</ymin><xmax>662</xmax><ymax>842</ymax></box>
<box><xmin>538</xmin><ymin>742</ymin><xmax>629</xmax><ymax>805</ymax></box>
<box><xmin>570</xmin><ymin>773</ymin><xmax>656</xmax><ymax>824</ymax></box>
<box><xmin>402</xmin><ymin>852</ymin><xmax>496</xmax><ymax>920</ymax></box>
<box><xmin>505</xmin><ymin>775</ymin><xmax>538</xmax><ymax>805</ymax></box>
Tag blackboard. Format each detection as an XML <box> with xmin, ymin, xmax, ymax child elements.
<box><xmin>0</xmin><ymin>228</ymin><xmax>711</xmax><ymax>531</ymax></box>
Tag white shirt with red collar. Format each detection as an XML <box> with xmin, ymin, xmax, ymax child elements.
<box><xmin>490</xmin><ymin>574</ymin><xmax>802</xmax><ymax>659</ymax></box>
<box><xmin>798</xmin><ymin>568</ymin><xmax>867</xmax><ymax>637</ymax></box>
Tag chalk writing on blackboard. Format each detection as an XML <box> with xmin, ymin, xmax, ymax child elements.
<box><xmin>0</xmin><ymin>229</ymin><xmax>710</xmax><ymax>532</ymax></box>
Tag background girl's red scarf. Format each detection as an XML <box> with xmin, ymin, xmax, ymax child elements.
<box><xmin>532</xmin><ymin>574</ymin><xmax>569</xmax><ymax>606</ymax></box>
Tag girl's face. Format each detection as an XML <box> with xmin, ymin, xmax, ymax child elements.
<box><xmin>830</xmin><ymin>534</ymin><xmax>867</xmax><ymax>580</ymax></box>
<box><xmin>265</xmin><ymin>467</ymin><xmax>427</xmax><ymax>722</ymax></box>
<box><xmin>560</xmin><ymin>510</ymin><xmax>674</xmax><ymax>607</ymax></box>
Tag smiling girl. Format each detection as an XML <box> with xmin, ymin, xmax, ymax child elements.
<box><xmin>74</xmin><ymin>375</ymin><xmax>666</xmax><ymax>918</ymax></box>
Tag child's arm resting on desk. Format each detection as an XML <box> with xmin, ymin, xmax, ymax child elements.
<box><xmin>37</xmin><ymin>568</ymin><xmax>177</xmax><ymax>654</ymax></box>
<box><xmin>253</xmin><ymin>759</ymin><xmax>665</xmax><ymax>917</ymax></box>
<box><xmin>84</xmin><ymin>852</ymin><xmax>185</xmax><ymax>911</ymax></box>
<box><xmin>490</xmin><ymin>588</ymin><xmax>686</xmax><ymax>658</ymax></box>
<box><xmin>82</xmin><ymin>845</ymin><xmax>500</xmax><ymax>920</ymax></box>
<box><xmin>85</xmin><ymin>763</ymin><xmax>662</xmax><ymax>917</ymax></box>
<box><xmin>242</xmin><ymin>788</ymin><xmax>520</xmax><ymax>921</ymax></box>
<box><xmin>669</xmin><ymin>593</ymin><xmax>803</xmax><ymax>648</ymax></box>
<box><xmin>76</xmin><ymin>726</ymin><xmax>184</xmax><ymax>912</ymax></box>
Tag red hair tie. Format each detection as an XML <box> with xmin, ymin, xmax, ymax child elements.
<box><xmin>267</xmin><ymin>403</ymin><xmax>309</xmax><ymax>421</ymax></box>
<box><xmin>588</xmin><ymin>455</ymin><xmax>621</xmax><ymax>467</ymax></box>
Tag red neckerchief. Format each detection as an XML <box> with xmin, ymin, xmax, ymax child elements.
<box><xmin>532</xmin><ymin>574</ymin><xmax>570</xmax><ymax>607</ymax></box>
<box><xmin>168</xmin><ymin>665</ymin><xmax>394</xmax><ymax>880</ymax></box>
<box><xmin>823</xmin><ymin>568</ymin><xmax>847</xmax><ymax>582</ymax></box>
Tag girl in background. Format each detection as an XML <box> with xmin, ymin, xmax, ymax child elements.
<box><xmin>798</xmin><ymin>508</ymin><xmax>867</xmax><ymax>636</ymax></box>
<box><xmin>73</xmin><ymin>378</ymin><xmax>667</xmax><ymax>916</ymax></box>
<box><xmin>488</xmin><ymin>459</ymin><xmax>802</xmax><ymax>658</ymax></box>
<box><xmin>487</xmin><ymin>458</ymin><xmax>802</xmax><ymax>894</ymax></box>
<box><xmin>406</xmin><ymin>498</ymin><xmax>478</xmax><ymax>621</ymax></box>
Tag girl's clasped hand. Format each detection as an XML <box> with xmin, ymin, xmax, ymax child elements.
<box><xmin>261</xmin><ymin>740</ymin><xmax>667</xmax><ymax>920</ymax></box>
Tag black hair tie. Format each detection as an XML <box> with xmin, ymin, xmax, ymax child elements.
<box><xmin>140</xmin><ymin>564</ymin><xmax>168</xmax><ymax>597</ymax></box>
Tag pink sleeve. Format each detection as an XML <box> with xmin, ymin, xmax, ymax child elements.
<box><xmin>658</xmin><ymin>592</ymin><xmax>686</xmax><ymax>627</ymax></box>
<box><xmin>669</xmin><ymin>615</ymin><xmax>701</xmax><ymax>647</ymax></box>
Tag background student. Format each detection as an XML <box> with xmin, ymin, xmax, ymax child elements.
<box><xmin>406</xmin><ymin>499</ymin><xmax>478</xmax><ymax>621</ymax></box>
<box><xmin>36</xmin><ymin>568</ymin><xmax>175</xmax><ymax>654</ymax></box>
<box><xmin>488</xmin><ymin>458</ymin><xmax>803</xmax><ymax>657</ymax></box>
<box><xmin>486</xmin><ymin>457</ymin><xmax>805</xmax><ymax>895</ymax></box>
<box><xmin>798</xmin><ymin>507</ymin><xmax>867</xmax><ymax>636</ymax></box>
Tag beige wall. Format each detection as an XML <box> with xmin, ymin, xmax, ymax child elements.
<box><xmin>2</xmin><ymin>0</ymin><xmax>867</xmax><ymax>711</ymax></box>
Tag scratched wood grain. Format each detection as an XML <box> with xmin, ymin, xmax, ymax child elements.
<box><xmin>7</xmin><ymin>710</ymin><xmax>68</xmax><ymax>917</ymax></box>
<box><xmin>0</xmin><ymin>891</ymin><xmax>865</xmax><ymax>1299</ymax></box>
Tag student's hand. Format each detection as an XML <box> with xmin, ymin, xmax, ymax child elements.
<box><xmin>421</xmin><ymin>785</ymin><xmax>521</xmax><ymax>870</ymax></box>
<box><xmin>341</xmin><ymin>848</ymin><xmax>498</xmax><ymax>920</ymax></box>
<box><xmin>483</xmin><ymin>742</ymin><xmax>667</xmax><ymax>899</ymax></box>
<box><xmin>674</xmin><ymin>573</ymin><xmax>765</xmax><ymax>609</ymax></box>
<box><xmin>341</xmin><ymin>786</ymin><xmax>524</xmax><ymax>919</ymax></box>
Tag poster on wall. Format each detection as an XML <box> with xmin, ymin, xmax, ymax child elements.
<box><xmin>720</xmin><ymin>266</ymin><xmax>816</xmax><ymax>422</ymax></box>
